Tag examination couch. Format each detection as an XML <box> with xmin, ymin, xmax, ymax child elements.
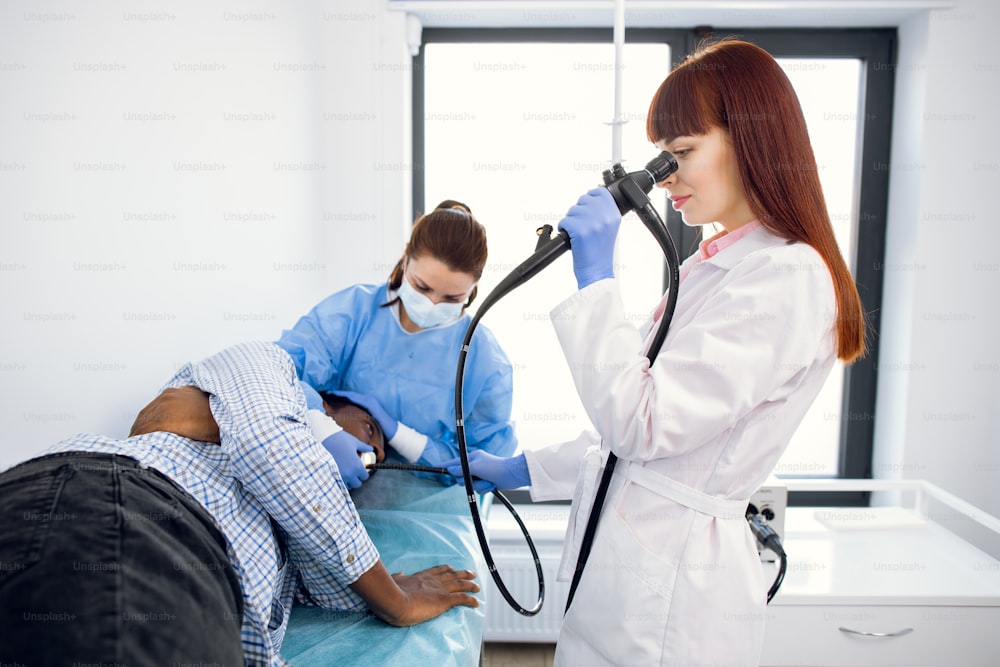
<box><xmin>280</xmin><ymin>459</ymin><xmax>489</xmax><ymax>666</ymax></box>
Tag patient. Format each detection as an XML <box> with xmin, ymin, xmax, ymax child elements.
<box><xmin>0</xmin><ymin>341</ymin><xmax>477</xmax><ymax>667</ymax></box>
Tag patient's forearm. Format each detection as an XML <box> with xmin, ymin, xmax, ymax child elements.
<box><xmin>128</xmin><ymin>386</ymin><xmax>221</xmax><ymax>442</ymax></box>
<box><xmin>350</xmin><ymin>560</ymin><xmax>479</xmax><ymax>627</ymax></box>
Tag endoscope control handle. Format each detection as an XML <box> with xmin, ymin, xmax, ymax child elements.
<box><xmin>615</xmin><ymin>177</ymin><xmax>653</xmax><ymax>214</ymax></box>
<box><xmin>524</xmin><ymin>229</ymin><xmax>571</xmax><ymax>281</ymax></box>
<box><xmin>535</xmin><ymin>224</ymin><xmax>555</xmax><ymax>251</ymax></box>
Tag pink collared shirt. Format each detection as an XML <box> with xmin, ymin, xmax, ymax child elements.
<box><xmin>652</xmin><ymin>220</ymin><xmax>763</xmax><ymax>324</ymax></box>
<box><xmin>698</xmin><ymin>219</ymin><xmax>764</xmax><ymax>261</ymax></box>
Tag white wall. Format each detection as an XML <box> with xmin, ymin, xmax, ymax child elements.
<box><xmin>0</xmin><ymin>0</ymin><xmax>411</xmax><ymax>468</ymax></box>
<box><xmin>873</xmin><ymin>0</ymin><xmax>1000</xmax><ymax>524</ymax></box>
<box><xmin>2</xmin><ymin>0</ymin><xmax>998</xmax><ymax>527</ymax></box>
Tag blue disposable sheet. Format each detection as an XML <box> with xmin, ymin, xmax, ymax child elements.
<box><xmin>280</xmin><ymin>463</ymin><xmax>489</xmax><ymax>666</ymax></box>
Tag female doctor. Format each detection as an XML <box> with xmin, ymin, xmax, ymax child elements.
<box><xmin>446</xmin><ymin>39</ymin><xmax>866</xmax><ymax>666</ymax></box>
<box><xmin>278</xmin><ymin>201</ymin><xmax>516</xmax><ymax>489</ymax></box>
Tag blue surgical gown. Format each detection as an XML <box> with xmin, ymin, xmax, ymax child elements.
<box><xmin>276</xmin><ymin>283</ymin><xmax>517</xmax><ymax>470</ymax></box>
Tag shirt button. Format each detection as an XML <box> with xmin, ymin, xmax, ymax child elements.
<box><xmin>313</xmin><ymin>504</ymin><xmax>322</xmax><ymax>513</ymax></box>
<box><xmin>346</xmin><ymin>554</ymin><xmax>355</xmax><ymax>564</ymax></box>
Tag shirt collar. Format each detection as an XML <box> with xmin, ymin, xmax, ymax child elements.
<box><xmin>698</xmin><ymin>219</ymin><xmax>764</xmax><ymax>260</ymax></box>
<box><xmin>678</xmin><ymin>220</ymin><xmax>789</xmax><ymax>284</ymax></box>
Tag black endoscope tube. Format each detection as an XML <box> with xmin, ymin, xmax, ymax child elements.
<box><xmin>369</xmin><ymin>461</ymin><xmax>537</xmax><ymax>581</ymax></box>
<box><xmin>455</xmin><ymin>310</ymin><xmax>546</xmax><ymax>617</ymax></box>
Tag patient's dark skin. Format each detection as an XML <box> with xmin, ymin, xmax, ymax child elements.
<box><xmin>129</xmin><ymin>386</ymin><xmax>386</xmax><ymax>463</ymax></box>
<box><xmin>320</xmin><ymin>394</ymin><xmax>386</xmax><ymax>463</ymax></box>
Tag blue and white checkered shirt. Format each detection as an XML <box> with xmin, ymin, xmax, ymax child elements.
<box><xmin>46</xmin><ymin>341</ymin><xmax>379</xmax><ymax>666</ymax></box>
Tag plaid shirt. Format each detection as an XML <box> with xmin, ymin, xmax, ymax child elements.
<box><xmin>46</xmin><ymin>342</ymin><xmax>379</xmax><ymax>666</ymax></box>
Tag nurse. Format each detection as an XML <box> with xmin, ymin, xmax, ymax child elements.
<box><xmin>446</xmin><ymin>39</ymin><xmax>867</xmax><ymax>665</ymax></box>
<box><xmin>277</xmin><ymin>200</ymin><xmax>516</xmax><ymax>489</ymax></box>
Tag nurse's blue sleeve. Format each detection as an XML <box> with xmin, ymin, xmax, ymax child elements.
<box><xmin>418</xmin><ymin>332</ymin><xmax>517</xmax><ymax>467</ymax></box>
<box><xmin>462</xmin><ymin>361</ymin><xmax>517</xmax><ymax>457</ymax></box>
<box><xmin>275</xmin><ymin>289</ymin><xmax>359</xmax><ymax>391</ymax></box>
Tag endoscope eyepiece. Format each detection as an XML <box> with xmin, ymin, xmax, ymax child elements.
<box><xmin>644</xmin><ymin>150</ymin><xmax>678</xmax><ymax>184</ymax></box>
<box><xmin>603</xmin><ymin>150</ymin><xmax>678</xmax><ymax>215</ymax></box>
<box><xmin>603</xmin><ymin>150</ymin><xmax>677</xmax><ymax>190</ymax></box>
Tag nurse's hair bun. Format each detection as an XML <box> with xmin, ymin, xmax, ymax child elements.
<box><xmin>434</xmin><ymin>199</ymin><xmax>472</xmax><ymax>215</ymax></box>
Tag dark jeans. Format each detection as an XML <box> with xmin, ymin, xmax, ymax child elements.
<box><xmin>0</xmin><ymin>452</ymin><xmax>244</xmax><ymax>666</ymax></box>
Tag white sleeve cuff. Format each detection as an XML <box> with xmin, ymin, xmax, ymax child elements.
<box><xmin>306</xmin><ymin>409</ymin><xmax>343</xmax><ymax>443</ymax></box>
<box><xmin>389</xmin><ymin>422</ymin><xmax>428</xmax><ymax>463</ymax></box>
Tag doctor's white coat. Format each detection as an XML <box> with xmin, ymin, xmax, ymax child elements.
<box><xmin>524</xmin><ymin>225</ymin><xmax>838</xmax><ymax>666</ymax></box>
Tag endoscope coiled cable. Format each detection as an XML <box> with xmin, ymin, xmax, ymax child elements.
<box><xmin>369</xmin><ymin>456</ymin><xmax>545</xmax><ymax>616</ymax></box>
<box><xmin>368</xmin><ymin>461</ymin><xmax>539</xmax><ymax>584</ymax></box>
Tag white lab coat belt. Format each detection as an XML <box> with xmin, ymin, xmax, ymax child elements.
<box><xmin>625</xmin><ymin>462</ymin><xmax>748</xmax><ymax>520</ymax></box>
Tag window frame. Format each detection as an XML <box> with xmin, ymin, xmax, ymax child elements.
<box><xmin>412</xmin><ymin>27</ymin><xmax>895</xmax><ymax>507</ymax></box>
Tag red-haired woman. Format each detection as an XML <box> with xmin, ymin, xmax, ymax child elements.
<box><xmin>450</xmin><ymin>39</ymin><xmax>866</xmax><ymax>665</ymax></box>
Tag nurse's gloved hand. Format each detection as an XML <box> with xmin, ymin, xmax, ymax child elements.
<box><xmin>321</xmin><ymin>430</ymin><xmax>373</xmax><ymax>490</ymax></box>
<box><xmin>557</xmin><ymin>187</ymin><xmax>622</xmax><ymax>289</ymax></box>
<box><xmin>442</xmin><ymin>451</ymin><xmax>530</xmax><ymax>494</ymax></box>
<box><xmin>331</xmin><ymin>390</ymin><xmax>399</xmax><ymax>441</ymax></box>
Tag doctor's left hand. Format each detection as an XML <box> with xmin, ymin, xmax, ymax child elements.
<box><xmin>442</xmin><ymin>451</ymin><xmax>530</xmax><ymax>494</ymax></box>
<box><xmin>321</xmin><ymin>430</ymin><xmax>373</xmax><ymax>489</ymax></box>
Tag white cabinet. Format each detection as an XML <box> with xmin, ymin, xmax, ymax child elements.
<box><xmin>761</xmin><ymin>481</ymin><xmax>1000</xmax><ymax>667</ymax></box>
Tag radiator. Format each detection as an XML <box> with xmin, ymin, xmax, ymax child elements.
<box><xmin>483</xmin><ymin>503</ymin><xmax>571</xmax><ymax>643</ymax></box>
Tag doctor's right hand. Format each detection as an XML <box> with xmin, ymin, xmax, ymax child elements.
<box><xmin>442</xmin><ymin>451</ymin><xmax>530</xmax><ymax>494</ymax></box>
<box><xmin>557</xmin><ymin>187</ymin><xmax>622</xmax><ymax>289</ymax></box>
<box><xmin>321</xmin><ymin>430</ymin><xmax>373</xmax><ymax>489</ymax></box>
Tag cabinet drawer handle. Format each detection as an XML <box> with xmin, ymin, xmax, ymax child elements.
<box><xmin>839</xmin><ymin>626</ymin><xmax>914</xmax><ymax>638</ymax></box>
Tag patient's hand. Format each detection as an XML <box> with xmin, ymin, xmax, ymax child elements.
<box><xmin>128</xmin><ymin>386</ymin><xmax>221</xmax><ymax>443</ymax></box>
<box><xmin>388</xmin><ymin>565</ymin><xmax>480</xmax><ymax>625</ymax></box>
<box><xmin>350</xmin><ymin>561</ymin><xmax>479</xmax><ymax>627</ymax></box>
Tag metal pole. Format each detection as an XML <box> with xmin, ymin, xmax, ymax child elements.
<box><xmin>611</xmin><ymin>0</ymin><xmax>625</xmax><ymax>164</ymax></box>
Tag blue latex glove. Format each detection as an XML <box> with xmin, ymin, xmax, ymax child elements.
<box><xmin>321</xmin><ymin>430</ymin><xmax>373</xmax><ymax>490</ymax></box>
<box><xmin>441</xmin><ymin>451</ymin><xmax>530</xmax><ymax>494</ymax></box>
<box><xmin>557</xmin><ymin>187</ymin><xmax>622</xmax><ymax>289</ymax></box>
<box><xmin>330</xmin><ymin>390</ymin><xmax>399</xmax><ymax>441</ymax></box>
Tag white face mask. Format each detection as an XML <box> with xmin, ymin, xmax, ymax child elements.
<box><xmin>397</xmin><ymin>276</ymin><xmax>464</xmax><ymax>329</ymax></box>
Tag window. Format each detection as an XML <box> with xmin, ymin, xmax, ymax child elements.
<box><xmin>415</xmin><ymin>28</ymin><xmax>894</xmax><ymax>503</ymax></box>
